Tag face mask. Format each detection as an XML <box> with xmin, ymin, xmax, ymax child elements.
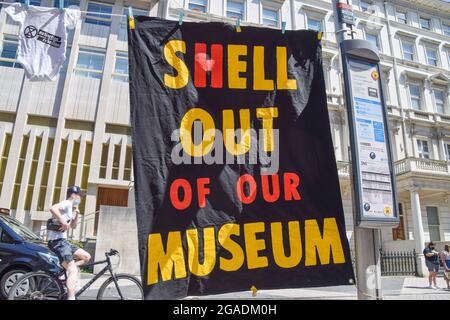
<box><xmin>73</xmin><ymin>198</ymin><xmax>81</xmax><ymax>206</ymax></box>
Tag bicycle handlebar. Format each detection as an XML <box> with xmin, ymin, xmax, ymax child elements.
<box><xmin>106</xmin><ymin>249</ymin><xmax>119</xmax><ymax>257</ymax></box>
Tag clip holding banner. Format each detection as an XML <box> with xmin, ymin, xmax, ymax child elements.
<box><xmin>179</xmin><ymin>11</ymin><xmax>184</xmax><ymax>25</ymax></box>
<box><xmin>128</xmin><ymin>7</ymin><xmax>135</xmax><ymax>30</ymax></box>
<box><xmin>236</xmin><ymin>17</ymin><xmax>241</xmax><ymax>33</ymax></box>
<box><xmin>281</xmin><ymin>21</ymin><xmax>286</xmax><ymax>34</ymax></box>
<box><xmin>59</xmin><ymin>0</ymin><xmax>64</xmax><ymax>12</ymax></box>
<box><xmin>317</xmin><ymin>31</ymin><xmax>323</xmax><ymax>41</ymax></box>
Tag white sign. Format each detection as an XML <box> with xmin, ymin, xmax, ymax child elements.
<box><xmin>348</xmin><ymin>58</ymin><xmax>394</xmax><ymax>220</ymax></box>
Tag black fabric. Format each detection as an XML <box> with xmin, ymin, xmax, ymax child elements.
<box><xmin>128</xmin><ymin>17</ymin><xmax>355</xmax><ymax>300</ymax></box>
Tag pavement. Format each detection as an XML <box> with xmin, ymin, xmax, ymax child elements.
<box><xmin>76</xmin><ymin>273</ymin><xmax>450</xmax><ymax>300</ymax></box>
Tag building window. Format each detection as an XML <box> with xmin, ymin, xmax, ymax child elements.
<box><xmin>85</xmin><ymin>2</ymin><xmax>113</xmax><ymax>27</ymax></box>
<box><xmin>366</xmin><ymin>33</ymin><xmax>380</xmax><ymax>50</ymax></box>
<box><xmin>445</xmin><ymin>143</ymin><xmax>450</xmax><ymax>161</ymax></box>
<box><xmin>417</xmin><ymin>139</ymin><xmax>430</xmax><ymax>159</ymax></box>
<box><xmin>18</xmin><ymin>0</ymin><xmax>41</xmax><ymax>6</ymax></box>
<box><xmin>53</xmin><ymin>0</ymin><xmax>79</xmax><ymax>8</ymax></box>
<box><xmin>226</xmin><ymin>0</ymin><xmax>244</xmax><ymax>20</ymax></box>
<box><xmin>67</xmin><ymin>140</ymin><xmax>79</xmax><ymax>188</ymax></box>
<box><xmin>11</xmin><ymin>136</ymin><xmax>29</xmax><ymax>210</ymax></box>
<box><xmin>307</xmin><ymin>17</ymin><xmax>323</xmax><ymax>32</ymax></box>
<box><xmin>111</xmin><ymin>144</ymin><xmax>121</xmax><ymax>180</ymax></box>
<box><xmin>426</xmin><ymin>207</ymin><xmax>440</xmax><ymax>242</ymax></box>
<box><xmin>37</xmin><ymin>138</ymin><xmax>54</xmax><ymax>211</ymax></box>
<box><xmin>74</xmin><ymin>48</ymin><xmax>105</xmax><ymax>79</ymax></box>
<box><xmin>189</xmin><ymin>0</ymin><xmax>207</xmax><ymax>13</ymax></box>
<box><xmin>401</xmin><ymin>40</ymin><xmax>414</xmax><ymax>61</ymax></box>
<box><xmin>99</xmin><ymin>143</ymin><xmax>108</xmax><ymax>179</ymax></box>
<box><xmin>443</xmin><ymin>23</ymin><xmax>450</xmax><ymax>37</ymax></box>
<box><xmin>434</xmin><ymin>89</ymin><xmax>446</xmax><ymax>114</ymax></box>
<box><xmin>124</xmin><ymin>146</ymin><xmax>132</xmax><ymax>181</ymax></box>
<box><xmin>24</xmin><ymin>136</ymin><xmax>43</xmax><ymax>211</ymax></box>
<box><xmin>77</xmin><ymin>141</ymin><xmax>91</xmax><ymax>213</ymax></box>
<box><xmin>392</xmin><ymin>203</ymin><xmax>406</xmax><ymax>240</ymax></box>
<box><xmin>420</xmin><ymin>17</ymin><xmax>431</xmax><ymax>30</ymax></box>
<box><xmin>52</xmin><ymin>139</ymin><xmax>68</xmax><ymax>204</ymax></box>
<box><xmin>112</xmin><ymin>52</ymin><xmax>128</xmax><ymax>82</ymax></box>
<box><xmin>359</xmin><ymin>0</ymin><xmax>372</xmax><ymax>12</ymax></box>
<box><xmin>409</xmin><ymin>84</ymin><xmax>422</xmax><ymax>110</ymax></box>
<box><xmin>0</xmin><ymin>36</ymin><xmax>22</xmax><ymax>69</ymax></box>
<box><xmin>425</xmin><ymin>48</ymin><xmax>438</xmax><ymax>67</ymax></box>
<box><xmin>448</xmin><ymin>50</ymin><xmax>450</xmax><ymax>69</ymax></box>
<box><xmin>0</xmin><ymin>134</ymin><xmax>12</xmax><ymax>195</ymax></box>
<box><xmin>396</xmin><ymin>10</ymin><xmax>407</xmax><ymax>24</ymax></box>
<box><xmin>262</xmin><ymin>7</ymin><xmax>279</xmax><ymax>28</ymax></box>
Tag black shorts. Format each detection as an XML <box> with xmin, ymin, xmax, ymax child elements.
<box><xmin>48</xmin><ymin>239</ymin><xmax>80</xmax><ymax>264</ymax></box>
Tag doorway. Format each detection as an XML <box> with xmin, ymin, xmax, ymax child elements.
<box><xmin>94</xmin><ymin>187</ymin><xmax>128</xmax><ymax>235</ymax></box>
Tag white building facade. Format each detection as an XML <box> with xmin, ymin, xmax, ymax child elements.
<box><xmin>0</xmin><ymin>0</ymin><xmax>449</xmax><ymax>268</ymax></box>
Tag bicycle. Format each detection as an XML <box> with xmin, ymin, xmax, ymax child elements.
<box><xmin>7</xmin><ymin>248</ymin><xmax>143</xmax><ymax>300</ymax></box>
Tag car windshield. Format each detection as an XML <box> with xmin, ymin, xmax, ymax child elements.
<box><xmin>0</xmin><ymin>215</ymin><xmax>41</xmax><ymax>241</ymax></box>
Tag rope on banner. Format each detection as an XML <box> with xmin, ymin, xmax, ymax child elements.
<box><xmin>0</xmin><ymin>1</ymin><xmax>130</xmax><ymax>17</ymax></box>
<box><xmin>0</xmin><ymin>1</ymin><xmax>345</xmax><ymax>36</ymax></box>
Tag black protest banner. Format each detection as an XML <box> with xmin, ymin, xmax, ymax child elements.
<box><xmin>128</xmin><ymin>17</ymin><xmax>355</xmax><ymax>300</ymax></box>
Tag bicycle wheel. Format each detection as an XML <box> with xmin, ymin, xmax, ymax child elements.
<box><xmin>7</xmin><ymin>271</ymin><xmax>64</xmax><ymax>300</ymax></box>
<box><xmin>97</xmin><ymin>274</ymin><xmax>143</xmax><ymax>300</ymax></box>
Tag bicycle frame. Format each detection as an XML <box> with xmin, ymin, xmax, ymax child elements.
<box><xmin>72</xmin><ymin>254</ymin><xmax>124</xmax><ymax>299</ymax></box>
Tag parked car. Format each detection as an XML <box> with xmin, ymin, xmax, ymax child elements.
<box><xmin>0</xmin><ymin>211</ymin><xmax>61</xmax><ymax>299</ymax></box>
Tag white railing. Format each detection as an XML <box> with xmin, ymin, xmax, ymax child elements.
<box><xmin>415</xmin><ymin>158</ymin><xmax>448</xmax><ymax>173</ymax></box>
<box><xmin>394</xmin><ymin>159</ymin><xmax>408</xmax><ymax>175</ymax></box>
<box><xmin>395</xmin><ymin>158</ymin><xmax>449</xmax><ymax>176</ymax></box>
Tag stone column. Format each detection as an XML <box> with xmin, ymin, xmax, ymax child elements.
<box><xmin>447</xmin><ymin>193</ymin><xmax>450</xmax><ymax>226</ymax></box>
<box><xmin>410</xmin><ymin>188</ymin><xmax>427</xmax><ymax>277</ymax></box>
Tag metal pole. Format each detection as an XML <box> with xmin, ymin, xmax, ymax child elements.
<box><xmin>331</xmin><ymin>0</ymin><xmax>382</xmax><ymax>300</ymax></box>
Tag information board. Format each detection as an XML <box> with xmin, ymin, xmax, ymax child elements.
<box><xmin>346</xmin><ymin>57</ymin><xmax>398</xmax><ymax>227</ymax></box>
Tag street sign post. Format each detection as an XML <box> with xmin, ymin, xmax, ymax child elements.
<box><xmin>336</xmin><ymin>2</ymin><xmax>355</xmax><ymax>25</ymax></box>
<box><xmin>331</xmin><ymin>0</ymin><xmax>399</xmax><ymax>300</ymax></box>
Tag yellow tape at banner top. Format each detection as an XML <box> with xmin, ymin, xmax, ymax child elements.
<box><xmin>128</xmin><ymin>16</ymin><xmax>135</xmax><ymax>30</ymax></box>
<box><xmin>317</xmin><ymin>31</ymin><xmax>323</xmax><ymax>41</ymax></box>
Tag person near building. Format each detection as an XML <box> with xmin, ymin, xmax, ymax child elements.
<box><xmin>47</xmin><ymin>186</ymin><xmax>91</xmax><ymax>300</ymax></box>
<box><xmin>423</xmin><ymin>242</ymin><xmax>440</xmax><ymax>289</ymax></box>
<box><xmin>440</xmin><ymin>245</ymin><xmax>450</xmax><ymax>290</ymax></box>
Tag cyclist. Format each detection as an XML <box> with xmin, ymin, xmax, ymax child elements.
<box><xmin>47</xmin><ymin>186</ymin><xmax>91</xmax><ymax>300</ymax></box>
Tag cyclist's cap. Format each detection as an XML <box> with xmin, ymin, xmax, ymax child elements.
<box><xmin>67</xmin><ymin>186</ymin><xmax>86</xmax><ymax>197</ymax></box>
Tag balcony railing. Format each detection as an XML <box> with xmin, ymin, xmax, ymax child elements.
<box><xmin>336</xmin><ymin>158</ymin><xmax>450</xmax><ymax>179</ymax></box>
<box><xmin>395</xmin><ymin>157</ymin><xmax>450</xmax><ymax>176</ymax></box>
